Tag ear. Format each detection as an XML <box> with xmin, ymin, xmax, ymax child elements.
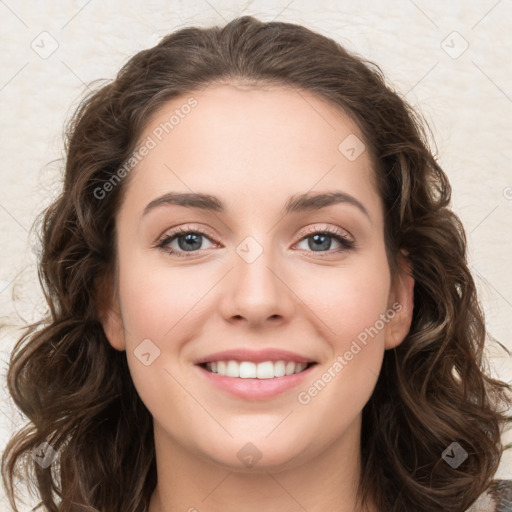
<box><xmin>384</xmin><ymin>249</ymin><xmax>415</xmax><ymax>350</ymax></box>
<box><xmin>96</xmin><ymin>272</ymin><xmax>126</xmax><ymax>352</ymax></box>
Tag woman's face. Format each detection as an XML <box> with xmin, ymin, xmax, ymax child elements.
<box><xmin>102</xmin><ymin>83</ymin><xmax>414</xmax><ymax>472</ymax></box>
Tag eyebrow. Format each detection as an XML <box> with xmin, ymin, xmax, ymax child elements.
<box><xmin>143</xmin><ymin>191</ymin><xmax>371</xmax><ymax>221</ymax></box>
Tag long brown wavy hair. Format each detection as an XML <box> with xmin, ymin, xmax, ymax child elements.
<box><xmin>2</xmin><ymin>15</ymin><xmax>511</xmax><ymax>512</ymax></box>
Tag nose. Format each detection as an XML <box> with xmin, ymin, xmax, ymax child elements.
<box><xmin>218</xmin><ymin>239</ymin><xmax>296</xmax><ymax>327</ymax></box>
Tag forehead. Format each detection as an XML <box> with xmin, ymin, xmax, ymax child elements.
<box><xmin>143</xmin><ymin>82</ymin><xmax>366</xmax><ymax>147</ymax></box>
<box><xmin>122</xmin><ymin>83</ymin><xmax>381</xmax><ymax>221</ymax></box>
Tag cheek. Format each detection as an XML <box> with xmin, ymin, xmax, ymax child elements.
<box><xmin>333</xmin><ymin>268</ymin><xmax>391</xmax><ymax>340</ymax></box>
<box><xmin>114</xmin><ymin>249</ymin><xmax>210</xmax><ymax>389</ymax></box>
<box><xmin>302</xmin><ymin>248</ymin><xmax>392</xmax><ymax>346</ymax></box>
<box><xmin>296</xmin><ymin>249</ymin><xmax>391</xmax><ymax>394</ymax></box>
<box><xmin>118</xmin><ymin>255</ymin><xmax>209</xmax><ymax>339</ymax></box>
<box><xmin>293</xmin><ymin>265</ymin><xmax>391</xmax><ymax>428</ymax></box>
<box><xmin>116</xmin><ymin>263</ymin><xmax>211</xmax><ymax>418</ymax></box>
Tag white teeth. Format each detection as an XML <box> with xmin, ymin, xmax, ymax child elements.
<box><xmin>239</xmin><ymin>361</ymin><xmax>257</xmax><ymax>378</ymax></box>
<box><xmin>226</xmin><ymin>360</ymin><xmax>239</xmax><ymax>377</ymax></box>
<box><xmin>285</xmin><ymin>361</ymin><xmax>296</xmax><ymax>375</ymax></box>
<box><xmin>256</xmin><ymin>361</ymin><xmax>274</xmax><ymax>379</ymax></box>
<box><xmin>205</xmin><ymin>360</ymin><xmax>309</xmax><ymax>378</ymax></box>
<box><xmin>274</xmin><ymin>360</ymin><xmax>286</xmax><ymax>377</ymax></box>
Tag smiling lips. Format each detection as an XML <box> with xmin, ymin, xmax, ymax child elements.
<box><xmin>195</xmin><ymin>348</ymin><xmax>317</xmax><ymax>399</ymax></box>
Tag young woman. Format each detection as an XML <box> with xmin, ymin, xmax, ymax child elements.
<box><xmin>2</xmin><ymin>15</ymin><xmax>511</xmax><ymax>512</ymax></box>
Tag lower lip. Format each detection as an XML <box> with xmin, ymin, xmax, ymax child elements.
<box><xmin>196</xmin><ymin>364</ymin><xmax>316</xmax><ymax>400</ymax></box>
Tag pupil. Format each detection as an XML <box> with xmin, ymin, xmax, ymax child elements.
<box><xmin>310</xmin><ymin>234</ymin><xmax>330</xmax><ymax>251</ymax></box>
<box><xmin>179</xmin><ymin>233</ymin><xmax>201</xmax><ymax>251</ymax></box>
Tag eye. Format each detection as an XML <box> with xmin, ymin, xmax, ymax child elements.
<box><xmin>294</xmin><ymin>227</ymin><xmax>355</xmax><ymax>256</ymax></box>
<box><xmin>156</xmin><ymin>226</ymin><xmax>218</xmax><ymax>258</ymax></box>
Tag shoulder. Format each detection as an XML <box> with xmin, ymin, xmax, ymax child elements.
<box><xmin>467</xmin><ymin>480</ymin><xmax>512</xmax><ymax>512</ymax></box>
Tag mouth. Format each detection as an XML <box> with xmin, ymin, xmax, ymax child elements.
<box><xmin>195</xmin><ymin>357</ymin><xmax>318</xmax><ymax>400</ymax></box>
<box><xmin>198</xmin><ymin>360</ymin><xmax>317</xmax><ymax>379</ymax></box>
<box><xmin>194</xmin><ymin>348</ymin><xmax>318</xmax><ymax>399</ymax></box>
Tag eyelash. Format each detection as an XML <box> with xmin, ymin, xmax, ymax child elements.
<box><xmin>155</xmin><ymin>224</ymin><xmax>355</xmax><ymax>258</ymax></box>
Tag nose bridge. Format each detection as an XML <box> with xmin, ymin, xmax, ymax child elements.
<box><xmin>220</xmin><ymin>231</ymin><xmax>294</xmax><ymax>324</ymax></box>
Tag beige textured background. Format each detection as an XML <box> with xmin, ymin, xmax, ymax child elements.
<box><xmin>1</xmin><ymin>0</ymin><xmax>511</xmax><ymax>509</ymax></box>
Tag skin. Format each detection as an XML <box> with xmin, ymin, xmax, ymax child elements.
<box><xmin>101</xmin><ymin>83</ymin><xmax>415</xmax><ymax>512</ymax></box>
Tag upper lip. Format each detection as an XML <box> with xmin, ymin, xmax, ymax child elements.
<box><xmin>194</xmin><ymin>348</ymin><xmax>316</xmax><ymax>365</ymax></box>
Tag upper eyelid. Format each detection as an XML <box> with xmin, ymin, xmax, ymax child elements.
<box><xmin>157</xmin><ymin>223</ymin><xmax>216</xmax><ymax>241</ymax></box>
<box><xmin>300</xmin><ymin>224</ymin><xmax>353</xmax><ymax>240</ymax></box>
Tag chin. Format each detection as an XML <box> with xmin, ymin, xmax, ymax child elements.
<box><xmin>201</xmin><ymin>437</ymin><xmax>311</xmax><ymax>474</ymax></box>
